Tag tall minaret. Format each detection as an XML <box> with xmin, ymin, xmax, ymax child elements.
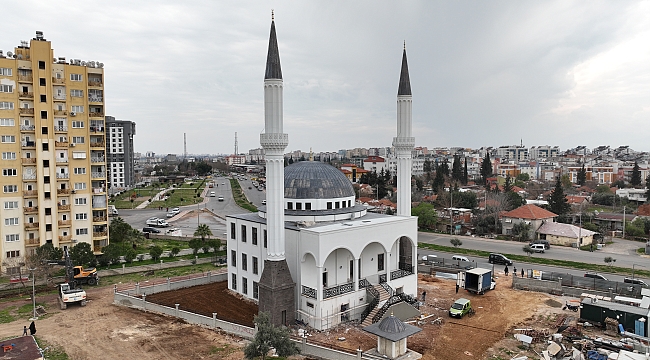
<box><xmin>258</xmin><ymin>12</ymin><xmax>295</xmax><ymax>327</ymax></box>
<box><xmin>393</xmin><ymin>44</ymin><xmax>415</xmax><ymax>216</ymax></box>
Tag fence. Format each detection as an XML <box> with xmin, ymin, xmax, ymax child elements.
<box><xmin>540</xmin><ymin>271</ymin><xmax>643</xmax><ymax>298</ymax></box>
<box><xmin>114</xmin><ymin>271</ymin><xmax>227</xmax><ymax>296</ymax></box>
<box><xmin>512</xmin><ymin>275</ymin><xmax>644</xmax><ymax>299</ymax></box>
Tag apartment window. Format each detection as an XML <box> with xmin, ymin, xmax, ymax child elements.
<box><xmin>252</xmin><ymin>228</ymin><xmax>258</xmax><ymax>245</ymax></box>
<box><xmin>0</xmin><ymin>84</ymin><xmax>13</xmax><ymax>93</ymax></box>
<box><xmin>377</xmin><ymin>253</ymin><xmax>385</xmax><ymax>272</ymax></box>
<box><xmin>42</xmin><ymin>126</ymin><xmax>49</xmax><ymax>135</ymax></box>
<box><xmin>305</xmin><ymin>202</ymin><xmax>312</xmax><ymax>210</ymax></box>
<box><xmin>296</xmin><ymin>202</ymin><xmax>302</xmax><ymax>210</ymax></box>
<box><xmin>39</xmin><ymin>78</ymin><xmax>46</xmax><ymax>86</ymax></box>
<box><xmin>41</xmin><ymin>111</ymin><xmax>47</xmax><ymax>119</ymax></box>
<box><xmin>0</xmin><ymin>68</ymin><xmax>12</xmax><ymax>76</ymax></box>
<box><xmin>71</xmin><ymin>105</ymin><xmax>84</xmax><ymax>113</ymax></box>
<box><xmin>335</xmin><ymin>202</ymin><xmax>340</xmax><ymax>209</ymax></box>
<box><xmin>44</xmin><ymin>191</ymin><xmax>50</xmax><ymax>199</ymax></box>
<box><xmin>230</xmin><ymin>223</ymin><xmax>236</xmax><ymax>240</ymax></box>
<box><xmin>241</xmin><ymin>225</ymin><xmax>247</xmax><ymax>242</ymax></box>
<box><xmin>70</xmin><ymin>74</ymin><xmax>82</xmax><ymax>81</ymax></box>
<box><xmin>4</xmin><ymin>217</ymin><xmax>19</xmax><ymax>225</ymax></box>
<box><xmin>253</xmin><ymin>281</ymin><xmax>259</xmax><ymax>299</ymax></box>
<box><xmin>76</xmin><ymin>228</ymin><xmax>88</xmax><ymax>235</ymax></box>
<box><xmin>2</xmin><ymin>152</ymin><xmax>16</xmax><ymax>160</ymax></box>
<box><xmin>4</xmin><ymin>201</ymin><xmax>18</xmax><ymax>209</ymax></box>
<box><xmin>70</xmin><ymin>89</ymin><xmax>83</xmax><ymax>97</ymax></box>
<box><xmin>0</xmin><ymin>118</ymin><xmax>15</xmax><ymax>126</ymax></box>
<box><xmin>43</xmin><ymin>159</ymin><xmax>51</xmax><ymax>168</ymax></box>
<box><xmin>0</xmin><ymin>102</ymin><xmax>14</xmax><ymax>110</ymax></box>
<box><xmin>231</xmin><ymin>274</ymin><xmax>237</xmax><ymax>291</ymax></box>
<box><xmin>287</xmin><ymin>202</ymin><xmax>293</xmax><ymax>210</ymax></box>
<box><xmin>242</xmin><ymin>277</ymin><xmax>248</xmax><ymax>295</ymax></box>
<box><xmin>72</xmin><ymin>136</ymin><xmax>84</xmax><ymax>144</ymax></box>
<box><xmin>75</xmin><ymin>213</ymin><xmax>88</xmax><ymax>220</ymax></box>
<box><xmin>45</xmin><ymin>208</ymin><xmax>51</xmax><ymax>215</ymax></box>
<box><xmin>40</xmin><ymin>95</ymin><xmax>46</xmax><ymax>102</ymax></box>
<box><xmin>3</xmin><ymin>185</ymin><xmax>18</xmax><ymax>193</ymax></box>
<box><xmin>73</xmin><ymin>167</ymin><xmax>86</xmax><ymax>175</ymax></box>
<box><xmin>252</xmin><ymin>256</ymin><xmax>258</xmax><ymax>275</ymax></box>
<box><xmin>72</xmin><ymin>152</ymin><xmax>86</xmax><ymax>159</ymax></box>
<box><xmin>6</xmin><ymin>250</ymin><xmax>20</xmax><ymax>258</ymax></box>
<box><xmin>5</xmin><ymin>234</ymin><xmax>19</xmax><ymax>242</ymax></box>
<box><xmin>74</xmin><ymin>198</ymin><xmax>87</xmax><ymax>205</ymax></box>
<box><xmin>1</xmin><ymin>135</ymin><xmax>15</xmax><ymax>143</ymax></box>
<box><xmin>43</xmin><ymin>176</ymin><xmax>49</xmax><ymax>183</ymax></box>
<box><xmin>42</xmin><ymin>143</ymin><xmax>48</xmax><ymax>151</ymax></box>
<box><xmin>264</xmin><ymin>230</ymin><xmax>267</xmax><ymax>248</ymax></box>
<box><xmin>231</xmin><ymin>250</ymin><xmax>237</xmax><ymax>267</ymax></box>
<box><xmin>38</xmin><ymin>60</ymin><xmax>46</xmax><ymax>70</ymax></box>
<box><xmin>327</xmin><ymin>202</ymin><xmax>332</xmax><ymax>209</ymax></box>
<box><xmin>2</xmin><ymin>169</ymin><xmax>17</xmax><ymax>176</ymax></box>
<box><xmin>242</xmin><ymin>253</ymin><xmax>247</xmax><ymax>271</ymax></box>
<box><xmin>74</xmin><ymin>182</ymin><xmax>86</xmax><ymax>190</ymax></box>
<box><xmin>72</xmin><ymin>121</ymin><xmax>84</xmax><ymax>128</ymax></box>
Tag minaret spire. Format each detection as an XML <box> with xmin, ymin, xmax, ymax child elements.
<box><xmin>398</xmin><ymin>47</ymin><xmax>411</xmax><ymax>96</ymax></box>
<box><xmin>265</xmin><ymin>12</ymin><xmax>282</xmax><ymax>80</ymax></box>
<box><xmin>393</xmin><ymin>45</ymin><xmax>415</xmax><ymax>216</ymax></box>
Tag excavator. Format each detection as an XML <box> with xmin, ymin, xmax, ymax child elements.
<box><xmin>56</xmin><ymin>247</ymin><xmax>99</xmax><ymax>309</ymax></box>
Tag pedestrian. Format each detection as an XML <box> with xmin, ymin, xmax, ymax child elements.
<box><xmin>504</xmin><ymin>265</ymin><xmax>509</xmax><ymax>276</ymax></box>
<box><xmin>513</xmin><ymin>266</ymin><xmax>517</xmax><ymax>277</ymax></box>
<box><xmin>421</xmin><ymin>290</ymin><xmax>427</xmax><ymax>302</ymax></box>
<box><xmin>521</xmin><ymin>268</ymin><xmax>524</xmax><ymax>278</ymax></box>
<box><xmin>455</xmin><ymin>283</ymin><xmax>459</xmax><ymax>293</ymax></box>
<box><xmin>23</xmin><ymin>325</ymin><xmax>27</xmax><ymax>336</ymax></box>
<box><xmin>29</xmin><ymin>321</ymin><xmax>36</xmax><ymax>335</ymax></box>
<box><xmin>166</xmin><ymin>207</ymin><xmax>169</xmax><ymax>212</ymax></box>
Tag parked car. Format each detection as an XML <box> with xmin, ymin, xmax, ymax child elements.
<box><xmin>488</xmin><ymin>253</ymin><xmax>513</xmax><ymax>266</ymax></box>
<box><xmin>452</xmin><ymin>255</ymin><xmax>470</xmax><ymax>262</ymax></box>
<box><xmin>166</xmin><ymin>208</ymin><xmax>181</xmax><ymax>217</ymax></box>
<box><xmin>210</xmin><ymin>191</ymin><xmax>216</xmax><ymax>197</ymax></box>
<box><xmin>449</xmin><ymin>298</ymin><xmax>472</xmax><ymax>318</ymax></box>
<box><xmin>623</xmin><ymin>278</ymin><xmax>649</xmax><ymax>287</ymax></box>
<box><xmin>142</xmin><ymin>227</ymin><xmax>161</xmax><ymax>234</ymax></box>
<box><xmin>584</xmin><ymin>273</ymin><xmax>608</xmax><ymax>281</ymax></box>
<box><xmin>529</xmin><ymin>244</ymin><xmax>546</xmax><ymax>253</ymax></box>
<box><xmin>218</xmin><ymin>195</ymin><xmax>224</xmax><ymax>202</ymax></box>
<box><xmin>146</xmin><ymin>217</ymin><xmax>170</xmax><ymax>227</ymax></box>
<box><xmin>261</xmin><ymin>200</ymin><xmax>266</xmax><ymax>205</ymax></box>
<box><xmin>529</xmin><ymin>240</ymin><xmax>551</xmax><ymax>250</ymax></box>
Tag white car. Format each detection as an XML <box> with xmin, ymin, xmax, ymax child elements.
<box><xmin>452</xmin><ymin>255</ymin><xmax>470</xmax><ymax>262</ymax></box>
<box><xmin>210</xmin><ymin>191</ymin><xmax>216</xmax><ymax>197</ymax></box>
<box><xmin>262</xmin><ymin>200</ymin><xmax>266</xmax><ymax>205</ymax></box>
<box><xmin>218</xmin><ymin>195</ymin><xmax>224</xmax><ymax>202</ymax></box>
<box><xmin>166</xmin><ymin>208</ymin><xmax>181</xmax><ymax>217</ymax></box>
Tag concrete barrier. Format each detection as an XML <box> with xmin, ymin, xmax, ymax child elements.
<box><xmin>512</xmin><ymin>276</ymin><xmax>624</xmax><ymax>299</ymax></box>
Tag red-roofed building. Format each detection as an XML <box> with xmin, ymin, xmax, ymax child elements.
<box><xmin>340</xmin><ymin>163</ymin><xmax>369</xmax><ymax>183</ymax></box>
<box><xmin>363</xmin><ymin>156</ymin><xmax>389</xmax><ymax>173</ymax></box>
<box><xmin>501</xmin><ymin>204</ymin><xmax>557</xmax><ymax>239</ymax></box>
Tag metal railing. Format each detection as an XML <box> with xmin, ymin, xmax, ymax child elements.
<box><xmin>21</xmin><ymin>141</ymin><xmax>35</xmax><ymax>148</ymax></box>
<box><xmin>23</xmin><ymin>190</ymin><xmax>38</xmax><ymax>197</ymax></box>
<box><xmin>25</xmin><ymin>238</ymin><xmax>40</xmax><ymax>246</ymax></box>
<box><xmin>88</xmin><ymin>96</ymin><xmax>103</xmax><ymax>102</ymax></box>
<box><xmin>55</xmin><ymin>141</ymin><xmax>69</xmax><ymax>147</ymax></box>
<box><xmin>58</xmin><ymin>220</ymin><xmax>71</xmax><ymax>226</ymax></box>
<box><xmin>22</xmin><ymin>157</ymin><xmax>36</xmax><ymax>164</ymax></box>
<box><xmin>93</xmin><ymin>231</ymin><xmax>108</xmax><ymax>238</ymax></box>
<box><xmin>56</xmin><ymin>158</ymin><xmax>68</xmax><ymax>163</ymax></box>
<box><xmin>301</xmin><ymin>285</ymin><xmax>317</xmax><ymax>299</ymax></box>
<box><xmin>91</xmin><ymin>172</ymin><xmax>104</xmax><ymax>178</ymax></box>
<box><xmin>23</xmin><ymin>206</ymin><xmax>38</xmax><ymax>213</ymax></box>
<box><xmin>18</xmin><ymin>92</ymin><xmax>34</xmax><ymax>99</ymax></box>
<box><xmin>20</xmin><ymin>108</ymin><xmax>34</xmax><ymax>115</ymax></box>
<box><xmin>25</xmin><ymin>222</ymin><xmax>39</xmax><ymax>229</ymax></box>
<box><xmin>361</xmin><ymin>280</ymin><xmax>379</xmax><ymax>323</ymax></box>
<box><xmin>56</xmin><ymin>173</ymin><xmax>69</xmax><ymax>179</ymax></box>
<box><xmin>93</xmin><ymin>216</ymin><xmax>107</xmax><ymax>222</ymax></box>
<box><xmin>88</xmin><ymin>80</ymin><xmax>103</xmax><ymax>87</ymax></box>
<box><xmin>89</xmin><ymin>112</ymin><xmax>104</xmax><ymax>118</ymax></box>
<box><xmin>53</xmin><ymin>110</ymin><xmax>67</xmax><ymax>116</ymax></box>
<box><xmin>378</xmin><ymin>274</ymin><xmax>387</xmax><ymax>283</ymax></box>
<box><xmin>57</xmin><ymin>189</ymin><xmax>71</xmax><ymax>195</ymax></box>
<box><xmin>53</xmin><ymin>95</ymin><xmax>66</xmax><ymax>100</ymax></box>
<box><xmin>20</xmin><ymin>125</ymin><xmax>35</xmax><ymax>131</ymax></box>
<box><xmin>323</xmin><ymin>282</ymin><xmax>354</xmax><ymax>299</ymax></box>
<box><xmin>23</xmin><ymin>173</ymin><xmax>37</xmax><ymax>180</ymax></box>
<box><xmin>58</xmin><ymin>204</ymin><xmax>70</xmax><ymax>210</ymax></box>
<box><xmin>52</xmin><ymin>77</ymin><xmax>65</xmax><ymax>84</ymax></box>
<box><xmin>18</xmin><ymin>75</ymin><xmax>33</xmax><ymax>82</ymax></box>
<box><xmin>59</xmin><ymin>235</ymin><xmax>72</xmax><ymax>242</ymax></box>
<box><xmin>91</xmin><ymin>157</ymin><xmax>105</xmax><ymax>163</ymax></box>
<box><xmin>90</xmin><ymin>142</ymin><xmax>105</xmax><ymax>148</ymax></box>
<box><xmin>54</xmin><ymin>125</ymin><xmax>68</xmax><ymax>132</ymax></box>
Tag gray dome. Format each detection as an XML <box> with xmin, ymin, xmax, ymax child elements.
<box><xmin>284</xmin><ymin>161</ymin><xmax>355</xmax><ymax>199</ymax></box>
<box><xmin>378</xmin><ymin>315</ymin><xmax>406</xmax><ymax>333</ymax></box>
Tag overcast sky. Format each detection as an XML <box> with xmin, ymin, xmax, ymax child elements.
<box><xmin>4</xmin><ymin>1</ymin><xmax>649</xmax><ymax>155</ymax></box>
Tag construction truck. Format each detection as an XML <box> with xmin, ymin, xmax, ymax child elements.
<box><xmin>57</xmin><ymin>247</ymin><xmax>96</xmax><ymax>310</ymax></box>
<box><xmin>458</xmin><ymin>268</ymin><xmax>496</xmax><ymax>295</ymax></box>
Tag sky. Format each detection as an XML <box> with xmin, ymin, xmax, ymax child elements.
<box><xmin>3</xmin><ymin>1</ymin><xmax>649</xmax><ymax>155</ymax></box>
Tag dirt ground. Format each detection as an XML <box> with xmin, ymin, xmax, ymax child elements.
<box><xmin>0</xmin><ymin>272</ymin><xmax>574</xmax><ymax>360</ymax></box>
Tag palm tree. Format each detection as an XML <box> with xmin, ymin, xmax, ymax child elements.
<box><xmin>194</xmin><ymin>224</ymin><xmax>212</xmax><ymax>243</ymax></box>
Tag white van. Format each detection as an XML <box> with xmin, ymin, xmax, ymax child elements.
<box><xmin>530</xmin><ymin>244</ymin><xmax>545</xmax><ymax>253</ymax></box>
<box><xmin>452</xmin><ymin>255</ymin><xmax>470</xmax><ymax>262</ymax></box>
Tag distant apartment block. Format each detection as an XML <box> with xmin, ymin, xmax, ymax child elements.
<box><xmin>105</xmin><ymin>116</ymin><xmax>135</xmax><ymax>189</ymax></box>
<box><xmin>529</xmin><ymin>145</ymin><xmax>559</xmax><ymax>159</ymax></box>
<box><xmin>495</xmin><ymin>145</ymin><xmax>528</xmax><ymax>161</ymax></box>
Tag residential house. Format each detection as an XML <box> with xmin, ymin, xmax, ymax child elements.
<box><xmin>501</xmin><ymin>204</ymin><xmax>558</xmax><ymax>239</ymax></box>
<box><xmin>537</xmin><ymin>222</ymin><xmax>596</xmax><ymax>247</ymax></box>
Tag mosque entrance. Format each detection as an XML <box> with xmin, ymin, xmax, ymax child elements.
<box><xmin>398</xmin><ymin>236</ymin><xmax>414</xmax><ymax>274</ymax></box>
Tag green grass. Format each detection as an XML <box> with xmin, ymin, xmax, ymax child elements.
<box><xmin>418</xmin><ymin>243</ymin><xmax>650</xmax><ymax>278</ymax></box>
<box><xmin>97</xmin><ymin>250</ymin><xmax>226</xmax><ymax>271</ymax></box>
<box><xmin>34</xmin><ymin>337</ymin><xmax>70</xmax><ymax>360</ymax></box>
<box><xmin>230</xmin><ymin>179</ymin><xmax>257</xmax><ymax>212</ymax></box>
<box><xmin>110</xmin><ymin>185</ymin><xmax>164</xmax><ymax>209</ymax></box>
<box><xmin>639</xmin><ymin>248</ymin><xmax>648</xmax><ymax>254</ymax></box>
<box><xmin>146</xmin><ymin>188</ymin><xmax>203</xmax><ymax>208</ymax></box>
<box><xmin>0</xmin><ymin>307</ymin><xmax>16</xmax><ymax>323</ymax></box>
<box><xmin>99</xmin><ymin>263</ymin><xmax>224</xmax><ymax>286</ymax></box>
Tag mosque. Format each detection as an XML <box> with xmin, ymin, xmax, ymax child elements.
<box><xmin>226</xmin><ymin>15</ymin><xmax>418</xmax><ymax>330</ymax></box>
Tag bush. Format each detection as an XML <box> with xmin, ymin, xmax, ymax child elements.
<box><xmin>149</xmin><ymin>245</ymin><xmax>164</xmax><ymax>261</ymax></box>
<box><xmin>170</xmin><ymin>247</ymin><xmax>181</xmax><ymax>258</ymax></box>
<box><xmin>450</xmin><ymin>238</ymin><xmax>462</xmax><ymax>248</ymax></box>
<box><xmin>137</xmin><ymin>254</ymin><xmax>145</xmax><ymax>262</ymax></box>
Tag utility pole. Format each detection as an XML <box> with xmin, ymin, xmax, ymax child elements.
<box><xmin>450</xmin><ymin>189</ymin><xmax>453</xmax><ymax>235</ymax></box>
<box><xmin>622</xmin><ymin>205</ymin><xmax>626</xmax><ymax>239</ymax></box>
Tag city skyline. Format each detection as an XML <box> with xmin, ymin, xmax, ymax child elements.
<box><xmin>3</xmin><ymin>1</ymin><xmax>649</xmax><ymax>154</ymax></box>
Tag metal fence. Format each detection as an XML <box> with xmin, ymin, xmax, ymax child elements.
<box><xmin>539</xmin><ymin>272</ymin><xmax>644</xmax><ymax>298</ymax></box>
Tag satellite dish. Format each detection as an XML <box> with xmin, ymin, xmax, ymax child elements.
<box><xmin>89</xmin><ymin>61</ymin><xmax>95</xmax><ymax>67</ymax></box>
<box><xmin>6</xmin><ymin>51</ymin><xmax>12</xmax><ymax>57</ymax></box>
<box><xmin>17</xmin><ymin>54</ymin><xmax>22</xmax><ymax>59</ymax></box>
<box><xmin>98</xmin><ymin>63</ymin><xmax>104</xmax><ymax>68</ymax></box>
<box><xmin>81</xmin><ymin>61</ymin><xmax>86</xmax><ymax>66</ymax></box>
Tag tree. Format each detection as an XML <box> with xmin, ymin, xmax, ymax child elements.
<box><xmin>511</xmin><ymin>222</ymin><xmax>532</xmax><ymax>242</ymax></box>
<box><xmin>548</xmin><ymin>177</ymin><xmax>570</xmax><ymax>216</ymax></box>
<box><xmin>577</xmin><ymin>164</ymin><xmax>587</xmax><ymax>186</ymax></box>
<box><xmin>188</xmin><ymin>238</ymin><xmax>203</xmax><ymax>256</ymax></box>
<box><xmin>69</xmin><ymin>242</ymin><xmax>95</xmax><ymax>268</ymax></box>
<box><xmin>604</xmin><ymin>256</ymin><xmax>616</xmax><ymax>268</ymax></box>
<box><xmin>208</xmin><ymin>238</ymin><xmax>222</xmax><ymax>253</ymax></box>
<box><xmin>423</xmin><ymin>158</ymin><xmax>432</xmax><ymax>173</ymax></box>
<box><xmin>516</xmin><ymin>173</ymin><xmax>530</xmax><ymax>182</ymax></box>
<box><xmin>244</xmin><ymin>312</ymin><xmax>300</xmax><ymax>360</ymax></box>
<box><xmin>35</xmin><ymin>243</ymin><xmax>63</xmax><ymax>263</ymax></box>
<box><xmin>415</xmin><ymin>178</ymin><xmax>424</xmax><ymax>192</ymax></box>
<box><xmin>480</xmin><ymin>152</ymin><xmax>492</xmax><ymax>185</ymax></box>
<box><xmin>646</xmin><ymin>174</ymin><xmax>650</xmax><ymax>202</ymax></box>
<box><xmin>149</xmin><ymin>245</ymin><xmax>164</xmax><ymax>261</ymax></box>
<box><xmin>452</xmin><ymin>155</ymin><xmax>463</xmax><ymax>182</ymax></box>
<box><xmin>195</xmin><ymin>161</ymin><xmax>213</xmax><ymax>176</ymax></box>
<box><xmin>123</xmin><ymin>248</ymin><xmax>137</xmax><ymax>263</ymax></box>
<box><xmin>505</xmin><ymin>191</ymin><xmax>526</xmax><ymax>210</ymax></box>
<box><xmin>503</xmin><ymin>174</ymin><xmax>513</xmax><ymax>193</ymax></box>
<box><xmin>432</xmin><ymin>170</ymin><xmax>445</xmax><ymax>194</ymax></box>
<box><xmin>411</xmin><ymin>203</ymin><xmax>438</xmax><ymax>230</ymax></box>
<box><xmin>631</xmin><ymin>161</ymin><xmax>642</xmax><ymax>186</ymax></box>
<box><xmin>522</xmin><ymin>245</ymin><xmax>534</xmax><ymax>257</ymax></box>
<box><xmin>169</xmin><ymin>247</ymin><xmax>180</xmax><ymax>258</ymax></box>
<box><xmin>101</xmin><ymin>243</ymin><xmax>122</xmax><ymax>265</ymax></box>
<box><xmin>194</xmin><ymin>224</ymin><xmax>213</xmax><ymax>243</ymax></box>
<box><xmin>109</xmin><ymin>217</ymin><xmax>142</xmax><ymax>246</ymax></box>
<box><xmin>450</xmin><ymin>238</ymin><xmax>463</xmax><ymax>248</ymax></box>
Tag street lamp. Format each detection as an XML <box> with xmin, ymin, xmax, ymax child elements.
<box><xmin>632</xmin><ymin>264</ymin><xmax>645</xmax><ymax>280</ymax></box>
<box><xmin>28</xmin><ymin>267</ymin><xmax>37</xmax><ymax>321</ymax></box>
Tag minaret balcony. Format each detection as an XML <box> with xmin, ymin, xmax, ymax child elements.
<box><xmin>260</xmin><ymin>133</ymin><xmax>288</xmax><ymax>150</ymax></box>
<box><xmin>392</xmin><ymin>136</ymin><xmax>415</xmax><ymax>149</ymax></box>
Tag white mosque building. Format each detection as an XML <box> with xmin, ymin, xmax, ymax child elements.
<box><xmin>226</xmin><ymin>15</ymin><xmax>418</xmax><ymax>331</ymax></box>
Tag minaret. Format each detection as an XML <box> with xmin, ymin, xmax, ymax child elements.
<box><xmin>393</xmin><ymin>44</ymin><xmax>415</xmax><ymax>216</ymax></box>
<box><xmin>258</xmin><ymin>12</ymin><xmax>295</xmax><ymax>326</ymax></box>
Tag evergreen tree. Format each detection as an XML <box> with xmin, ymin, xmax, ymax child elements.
<box><xmin>439</xmin><ymin>158</ymin><xmax>450</xmax><ymax>177</ymax></box>
<box><xmin>548</xmin><ymin>177</ymin><xmax>571</xmax><ymax>216</ymax></box>
<box><xmin>577</xmin><ymin>164</ymin><xmax>587</xmax><ymax>186</ymax></box>
<box><xmin>631</xmin><ymin>161</ymin><xmax>642</xmax><ymax>186</ymax></box>
<box><xmin>503</xmin><ymin>174</ymin><xmax>513</xmax><ymax>193</ymax></box>
<box><xmin>646</xmin><ymin>174</ymin><xmax>650</xmax><ymax>202</ymax></box>
<box><xmin>423</xmin><ymin>158</ymin><xmax>432</xmax><ymax>173</ymax></box>
<box><xmin>451</xmin><ymin>155</ymin><xmax>463</xmax><ymax>181</ymax></box>
<box><xmin>244</xmin><ymin>312</ymin><xmax>300</xmax><ymax>360</ymax></box>
<box><xmin>480</xmin><ymin>152</ymin><xmax>492</xmax><ymax>185</ymax></box>
<box><xmin>432</xmin><ymin>170</ymin><xmax>445</xmax><ymax>194</ymax></box>
<box><xmin>463</xmin><ymin>158</ymin><xmax>468</xmax><ymax>185</ymax></box>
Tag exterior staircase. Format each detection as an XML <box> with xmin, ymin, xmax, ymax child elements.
<box><xmin>361</xmin><ymin>284</ymin><xmax>391</xmax><ymax>327</ymax></box>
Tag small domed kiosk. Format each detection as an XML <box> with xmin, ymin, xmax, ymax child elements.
<box><xmin>363</xmin><ymin>313</ymin><xmax>422</xmax><ymax>359</ymax></box>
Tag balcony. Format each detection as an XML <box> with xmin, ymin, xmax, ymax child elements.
<box><xmin>91</xmin><ymin>172</ymin><xmax>104</xmax><ymax>179</ymax></box>
<box><xmin>56</xmin><ymin>157</ymin><xmax>68</xmax><ymax>164</ymax></box>
<box><xmin>22</xmin><ymin>157</ymin><xmax>36</xmax><ymax>164</ymax></box>
<box><xmin>52</xmin><ymin>77</ymin><xmax>65</xmax><ymax>84</ymax></box>
<box><xmin>323</xmin><ymin>282</ymin><xmax>354</xmax><ymax>299</ymax></box>
<box><xmin>58</xmin><ymin>219</ymin><xmax>71</xmax><ymax>227</ymax></box>
<box><xmin>23</xmin><ymin>190</ymin><xmax>38</xmax><ymax>197</ymax></box>
<box><xmin>19</xmin><ymin>92</ymin><xmax>34</xmax><ymax>99</ymax></box>
<box><xmin>301</xmin><ymin>285</ymin><xmax>317</xmax><ymax>299</ymax></box>
<box><xmin>90</xmin><ymin>141</ymin><xmax>105</xmax><ymax>148</ymax></box>
<box><xmin>23</xmin><ymin>173</ymin><xmax>37</xmax><ymax>181</ymax></box>
<box><xmin>89</xmin><ymin>112</ymin><xmax>104</xmax><ymax>118</ymax></box>
<box><xmin>18</xmin><ymin>75</ymin><xmax>33</xmax><ymax>83</ymax></box>
<box><xmin>58</xmin><ymin>235</ymin><xmax>72</xmax><ymax>243</ymax></box>
<box><xmin>25</xmin><ymin>238</ymin><xmax>40</xmax><ymax>247</ymax></box>
<box><xmin>21</xmin><ymin>141</ymin><xmax>35</xmax><ymax>149</ymax></box>
<box><xmin>91</xmin><ymin>157</ymin><xmax>105</xmax><ymax>163</ymax></box>
<box><xmin>55</xmin><ymin>141</ymin><xmax>69</xmax><ymax>148</ymax></box>
<box><xmin>58</xmin><ymin>203</ymin><xmax>70</xmax><ymax>211</ymax></box>
<box><xmin>19</xmin><ymin>108</ymin><xmax>34</xmax><ymax>115</ymax></box>
<box><xmin>93</xmin><ymin>230</ymin><xmax>108</xmax><ymax>238</ymax></box>
<box><xmin>54</xmin><ymin>125</ymin><xmax>68</xmax><ymax>132</ymax></box>
<box><xmin>20</xmin><ymin>125</ymin><xmax>35</xmax><ymax>132</ymax></box>
<box><xmin>92</xmin><ymin>187</ymin><xmax>105</xmax><ymax>194</ymax></box>
<box><xmin>57</xmin><ymin>188</ymin><xmax>71</xmax><ymax>195</ymax></box>
<box><xmin>88</xmin><ymin>96</ymin><xmax>103</xmax><ymax>103</ymax></box>
<box><xmin>54</xmin><ymin>109</ymin><xmax>68</xmax><ymax>116</ymax></box>
<box><xmin>56</xmin><ymin>173</ymin><xmax>69</xmax><ymax>179</ymax></box>
<box><xmin>53</xmin><ymin>95</ymin><xmax>66</xmax><ymax>101</ymax></box>
<box><xmin>25</xmin><ymin>222</ymin><xmax>39</xmax><ymax>229</ymax></box>
<box><xmin>23</xmin><ymin>206</ymin><xmax>38</xmax><ymax>214</ymax></box>
<box><xmin>88</xmin><ymin>79</ymin><xmax>103</xmax><ymax>87</ymax></box>
<box><xmin>93</xmin><ymin>215</ymin><xmax>107</xmax><ymax>222</ymax></box>
<box><xmin>90</xmin><ymin>126</ymin><xmax>104</xmax><ymax>133</ymax></box>
<box><xmin>390</xmin><ymin>263</ymin><xmax>415</xmax><ymax>281</ymax></box>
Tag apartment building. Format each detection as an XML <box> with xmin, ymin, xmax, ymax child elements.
<box><xmin>0</xmin><ymin>32</ymin><xmax>108</xmax><ymax>274</ymax></box>
<box><xmin>105</xmin><ymin>116</ymin><xmax>136</xmax><ymax>190</ymax></box>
